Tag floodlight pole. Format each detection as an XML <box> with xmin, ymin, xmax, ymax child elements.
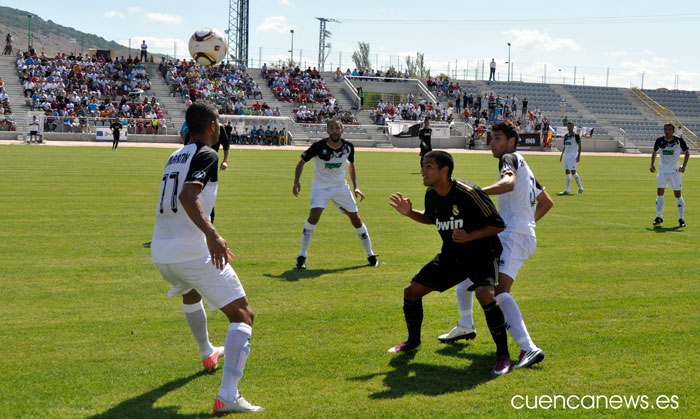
<box><xmin>507</xmin><ymin>42</ymin><xmax>511</xmax><ymax>82</ymax></box>
<box><xmin>289</xmin><ymin>29</ymin><xmax>294</xmax><ymax>64</ymax></box>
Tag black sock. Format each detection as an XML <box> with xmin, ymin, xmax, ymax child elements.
<box><xmin>482</xmin><ymin>301</ymin><xmax>510</xmax><ymax>358</ymax></box>
<box><xmin>403</xmin><ymin>298</ymin><xmax>423</xmax><ymax>344</ymax></box>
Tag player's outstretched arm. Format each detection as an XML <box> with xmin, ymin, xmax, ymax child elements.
<box><xmin>534</xmin><ymin>189</ymin><xmax>554</xmax><ymax>222</ymax></box>
<box><xmin>483</xmin><ymin>172</ymin><xmax>515</xmax><ymax>196</ymax></box>
<box><xmin>179</xmin><ymin>183</ymin><xmax>234</xmax><ymax>270</ymax></box>
<box><xmin>389</xmin><ymin>193</ymin><xmax>432</xmax><ymax>224</ymax></box>
<box><xmin>293</xmin><ymin>159</ymin><xmax>305</xmax><ymax>196</ymax></box>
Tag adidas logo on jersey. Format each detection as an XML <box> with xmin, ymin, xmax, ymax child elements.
<box><xmin>435</xmin><ymin>217</ymin><xmax>464</xmax><ymax>231</ymax></box>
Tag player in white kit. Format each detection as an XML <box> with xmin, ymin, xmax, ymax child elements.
<box><xmin>150</xmin><ymin>102</ymin><xmax>263</xmax><ymax>413</ymax></box>
<box><xmin>650</xmin><ymin>123</ymin><xmax>690</xmax><ymax>227</ymax></box>
<box><xmin>438</xmin><ymin>121</ymin><xmax>554</xmax><ymax>371</ymax></box>
<box><xmin>557</xmin><ymin>122</ymin><xmax>584</xmax><ymax>195</ymax></box>
<box><xmin>293</xmin><ymin>120</ymin><xmax>378</xmax><ymax>269</ymax></box>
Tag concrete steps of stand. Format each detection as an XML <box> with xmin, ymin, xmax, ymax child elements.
<box><xmin>0</xmin><ymin>55</ymin><xmax>28</xmax><ymax>137</ymax></box>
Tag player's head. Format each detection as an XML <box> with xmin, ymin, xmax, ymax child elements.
<box><xmin>490</xmin><ymin>121</ymin><xmax>518</xmax><ymax>157</ymax></box>
<box><xmin>423</xmin><ymin>150</ymin><xmax>453</xmax><ymax>186</ymax></box>
<box><xmin>423</xmin><ymin>118</ymin><xmax>430</xmax><ymax>128</ymax></box>
<box><xmin>567</xmin><ymin>121</ymin><xmax>574</xmax><ymax>132</ymax></box>
<box><xmin>186</xmin><ymin>102</ymin><xmax>219</xmax><ymax>145</ymax></box>
<box><xmin>664</xmin><ymin>123</ymin><xmax>675</xmax><ymax>136</ymax></box>
<box><xmin>327</xmin><ymin>119</ymin><xmax>344</xmax><ymax>142</ymax></box>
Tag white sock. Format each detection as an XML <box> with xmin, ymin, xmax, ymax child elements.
<box><xmin>455</xmin><ymin>280</ymin><xmax>474</xmax><ymax>329</ymax></box>
<box><xmin>565</xmin><ymin>174</ymin><xmax>571</xmax><ymax>192</ymax></box>
<box><xmin>298</xmin><ymin>221</ymin><xmax>316</xmax><ymax>257</ymax></box>
<box><xmin>183</xmin><ymin>301</ymin><xmax>214</xmax><ymax>358</ymax></box>
<box><xmin>355</xmin><ymin>223</ymin><xmax>374</xmax><ymax>256</ymax></box>
<box><xmin>495</xmin><ymin>293</ymin><xmax>536</xmax><ymax>352</ymax></box>
<box><xmin>677</xmin><ymin>197</ymin><xmax>685</xmax><ymax>219</ymax></box>
<box><xmin>218</xmin><ymin>322</ymin><xmax>252</xmax><ymax>403</ymax></box>
<box><xmin>574</xmin><ymin>173</ymin><xmax>582</xmax><ymax>189</ymax></box>
<box><xmin>656</xmin><ymin>196</ymin><xmax>664</xmax><ymax>218</ymax></box>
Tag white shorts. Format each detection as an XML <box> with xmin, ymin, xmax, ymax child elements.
<box><xmin>310</xmin><ymin>184</ymin><xmax>358</xmax><ymax>214</ymax></box>
<box><xmin>562</xmin><ymin>157</ymin><xmax>577</xmax><ymax>171</ymax></box>
<box><xmin>155</xmin><ymin>256</ymin><xmax>246</xmax><ymax>310</ymax></box>
<box><xmin>498</xmin><ymin>232</ymin><xmax>536</xmax><ymax>280</ymax></box>
<box><xmin>657</xmin><ymin>172</ymin><xmax>682</xmax><ymax>190</ymax></box>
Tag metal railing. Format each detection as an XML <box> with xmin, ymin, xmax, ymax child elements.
<box><xmin>37</xmin><ymin>117</ymin><xmax>176</xmax><ymax>135</ymax></box>
<box><xmin>341</xmin><ymin>76</ymin><xmax>361</xmax><ymax>109</ymax></box>
<box><xmin>629</xmin><ymin>86</ymin><xmax>698</xmax><ymax>148</ymax></box>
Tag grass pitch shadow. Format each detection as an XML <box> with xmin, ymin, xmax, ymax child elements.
<box><xmin>349</xmin><ymin>344</ymin><xmax>497</xmax><ymax>399</ymax></box>
<box><xmin>647</xmin><ymin>226</ymin><xmax>684</xmax><ymax>233</ymax></box>
<box><xmin>88</xmin><ymin>370</ymin><xmax>216</xmax><ymax>419</ymax></box>
<box><xmin>263</xmin><ymin>264</ymin><xmax>367</xmax><ymax>281</ymax></box>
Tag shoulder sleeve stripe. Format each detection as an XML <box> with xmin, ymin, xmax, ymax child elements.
<box><xmin>455</xmin><ymin>181</ymin><xmax>493</xmax><ymax>216</ymax></box>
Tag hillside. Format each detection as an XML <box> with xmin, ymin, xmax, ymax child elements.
<box><xmin>0</xmin><ymin>6</ymin><xmax>136</xmax><ymax>58</ymax></box>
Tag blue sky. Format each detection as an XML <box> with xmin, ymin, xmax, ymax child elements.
<box><xmin>4</xmin><ymin>0</ymin><xmax>700</xmax><ymax>90</ymax></box>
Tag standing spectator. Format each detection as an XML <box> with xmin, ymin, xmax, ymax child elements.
<box><xmin>3</xmin><ymin>33</ymin><xmax>12</xmax><ymax>55</ymax></box>
<box><xmin>140</xmin><ymin>40</ymin><xmax>148</xmax><ymax>62</ymax></box>
<box><xmin>28</xmin><ymin>115</ymin><xmax>40</xmax><ymax>143</ymax></box>
<box><xmin>419</xmin><ymin>119</ymin><xmax>433</xmax><ymax>169</ymax></box>
<box><xmin>489</xmin><ymin>59</ymin><xmax>496</xmax><ymax>82</ymax></box>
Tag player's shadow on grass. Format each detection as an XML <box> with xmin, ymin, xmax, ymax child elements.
<box><xmin>263</xmin><ymin>265</ymin><xmax>367</xmax><ymax>281</ymax></box>
<box><xmin>349</xmin><ymin>344</ymin><xmax>496</xmax><ymax>399</ymax></box>
<box><xmin>88</xmin><ymin>370</ymin><xmax>216</xmax><ymax>419</ymax></box>
<box><xmin>647</xmin><ymin>226</ymin><xmax>683</xmax><ymax>233</ymax></box>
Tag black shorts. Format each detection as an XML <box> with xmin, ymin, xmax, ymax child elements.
<box><xmin>412</xmin><ymin>253</ymin><xmax>498</xmax><ymax>292</ymax></box>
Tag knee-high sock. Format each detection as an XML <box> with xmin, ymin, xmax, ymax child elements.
<box><xmin>565</xmin><ymin>174</ymin><xmax>571</xmax><ymax>192</ymax></box>
<box><xmin>656</xmin><ymin>196</ymin><xmax>664</xmax><ymax>218</ymax></box>
<box><xmin>455</xmin><ymin>280</ymin><xmax>474</xmax><ymax>329</ymax></box>
<box><xmin>355</xmin><ymin>223</ymin><xmax>374</xmax><ymax>256</ymax></box>
<box><xmin>218</xmin><ymin>322</ymin><xmax>252</xmax><ymax>403</ymax></box>
<box><xmin>676</xmin><ymin>197</ymin><xmax>685</xmax><ymax>219</ymax></box>
<box><xmin>403</xmin><ymin>298</ymin><xmax>423</xmax><ymax>344</ymax></box>
<box><xmin>482</xmin><ymin>301</ymin><xmax>509</xmax><ymax>358</ymax></box>
<box><xmin>573</xmin><ymin>173</ymin><xmax>582</xmax><ymax>189</ymax></box>
<box><xmin>298</xmin><ymin>221</ymin><xmax>316</xmax><ymax>257</ymax></box>
<box><xmin>183</xmin><ymin>301</ymin><xmax>214</xmax><ymax>358</ymax></box>
<box><xmin>495</xmin><ymin>293</ymin><xmax>536</xmax><ymax>352</ymax></box>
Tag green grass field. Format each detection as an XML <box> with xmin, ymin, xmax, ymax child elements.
<box><xmin>1</xmin><ymin>145</ymin><xmax>699</xmax><ymax>418</ymax></box>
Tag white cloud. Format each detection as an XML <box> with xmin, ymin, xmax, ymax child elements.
<box><xmin>606</xmin><ymin>50</ymin><xmax>627</xmax><ymax>57</ymax></box>
<box><xmin>279</xmin><ymin>0</ymin><xmax>294</xmax><ymax>5</ymax></box>
<box><xmin>146</xmin><ymin>12</ymin><xmax>183</xmax><ymax>24</ymax></box>
<box><xmin>104</xmin><ymin>10</ymin><xmax>125</xmax><ymax>19</ymax></box>
<box><xmin>502</xmin><ymin>29</ymin><xmax>582</xmax><ymax>52</ymax></box>
<box><xmin>127</xmin><ymin>7</ymin><xmax>141</xmax><ymax>13</ymax></box>
<box><xmin>256</xmin><ymin>16</ymin><xmax>295</xmax><ymax>33</ymax></box>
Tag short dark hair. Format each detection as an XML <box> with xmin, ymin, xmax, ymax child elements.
<box><xmin>664</xmin><ymin>123</ymin><xmax>675</xmax><ymax>130</ymax></box>
<box><xmin>327</xmin><ymin>119</ymin><xmax>343</xmax><ymax>129</ymax></box>
<box><xmin>424</xmin><ymin>150</ymin><xmax>454</xmax><ymax>177</ymax></box>
<box><xmin>185</xmin><ymin>102</ymin><xmax>219</xmax><ymax>136</ymax></box>
<box><xmin>491</xmin><ymin>121</ymin><xmax>519</xmax><ymax>146</ymax></box>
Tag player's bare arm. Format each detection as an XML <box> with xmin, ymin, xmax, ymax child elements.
<box><xmin>293</xmin><ymin>159</ymin><xmax>305</xmax><ymax>196</ymax></box>
<box><xmin>534</xmin><ymin>189</ymin><xmax>554</xmax><ymax>222</ymax></box>
<box><xmin>347</xmin><ymin>162</ymin><xmax>365</xmax><ymax>201</ymax></box>
<box><xmin>576</xmin><ymin>143</ymin><xmax>582</xmax><ymax>162</ymax></box>
<box><xmin>650</xmin><ymin>150</ymin><xmax>657</xmax><ymax>173</ymax></box>
<box><xmin>451</xmin><ymin>224</ymin><xmax>504</xmax><ymax>243</ymax></box>
<box><xmin>559</xmin><ymin>148</ymin><xmax>564</xmax><ymax>162</ymax></box>
<box><xmin>220</xmin><ymin>148</ymin><xmax>230</xmax><ymax>170</ymax></box>
<box><xmin>179</xmin><ymin>182</ymin><xmax>234</xmax><ymax>270</ymax></box>
<box><xmin>389</xmin><ymin>192</ymin><xmax>432</xmax><ymax>224</ymax></box>
<box><xmin>483</xmin><ymin>172</ymin><xmax>515</xmax><ymax>195</ymax></box>
<box><xmin>680</xmin><ymin>149</ymin><xmax>690</xmax><ymax>173</ymax></box>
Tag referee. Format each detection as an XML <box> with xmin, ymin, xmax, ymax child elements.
<box><xmin>388</xmin><ymin>150</ymin><xmax>513</xmax><ymax>375</ymax></box>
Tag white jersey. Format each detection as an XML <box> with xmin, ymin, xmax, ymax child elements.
<box><xmin>654</xmin><ymin>136</ymin><xmax>688</xmax><ymax>173</ymax></box>
<box><xmin>151</xmin><ymin>142</ymin><xmax>219</xmax><ymax>264</ymax></box>
<box><xmin>497</xmin><ymin>152</ymin><xmax>544</xmax><ymax>237</ymax></box>
<box><xmin>300</xmin><ymin>138</ymin><xmax>355</xmax><ymax>188</ymax></box>
<box><xmin>563</xmin><ymin>132</ymin><xmax>581</xmax><ymax>159</ymax></box>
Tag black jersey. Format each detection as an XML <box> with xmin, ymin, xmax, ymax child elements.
<box><xmin>424</xmin><ymin>178</ymin><xmax>504</xmax><ymax>260</ymax></box>
<box><xmin>419</xmin><ymin>128</ymin><xmax>433</xmax><ymax>155</ymax></box>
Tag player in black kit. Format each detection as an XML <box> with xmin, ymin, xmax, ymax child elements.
<box><xmin>388</xmin><ymin>150</ymin><xmax>513</xmax><ymax>375</ymax></box>
<box><xmin>418</xmin><ymin>118</ymin><xmax>432</xmax><ymax>169</ymax></box>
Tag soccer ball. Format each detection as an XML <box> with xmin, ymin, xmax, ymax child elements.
<box><xmin>188</xmin><ymin>28</ymin><xmax>227</xmax><ymax>66</ymax></box>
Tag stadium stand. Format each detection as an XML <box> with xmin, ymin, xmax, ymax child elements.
<box><xmin>0</xmin><ymin>76</ymin><xmax>16</xmax><ymax>132</ymax></box>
